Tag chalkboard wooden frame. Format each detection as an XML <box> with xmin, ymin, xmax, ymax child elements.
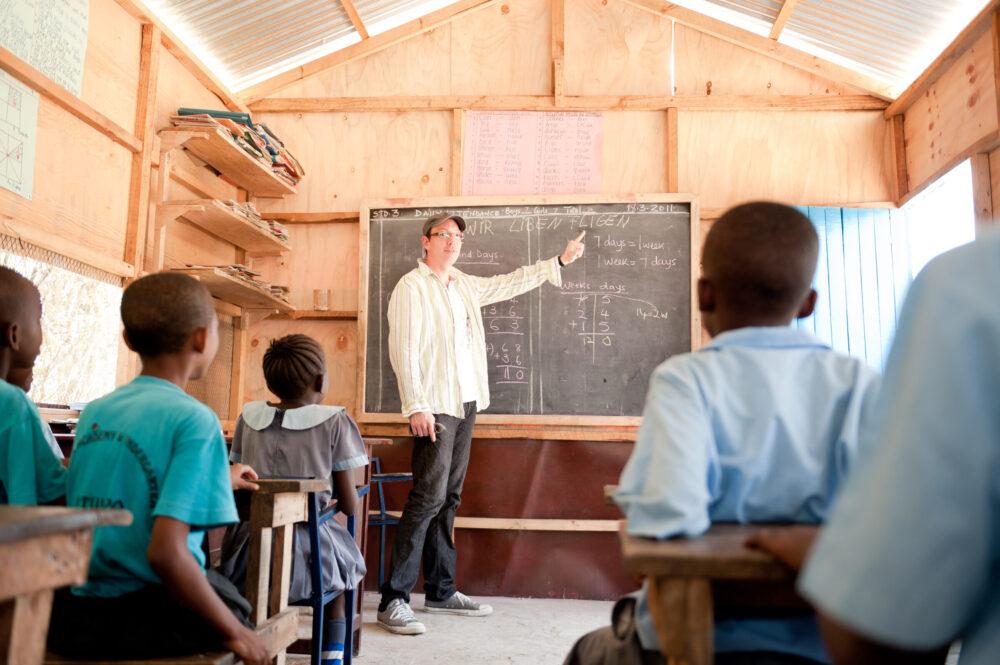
<box><xmin>358</xmin><ymin>194</ymin><xmax>700</xmax><ymax>428</ymax></box>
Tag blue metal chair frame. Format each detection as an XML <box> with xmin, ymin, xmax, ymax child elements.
<box><xmin>366</xmin><ymin>458</ymin><xmax>412</xmax><ymax>588</ymax></box>
<box><xmin>291</xmin><ymin>485</ymin><xmax>369</xmax><ymax>665</ymax></box>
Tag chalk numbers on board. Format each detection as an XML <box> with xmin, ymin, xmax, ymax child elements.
<box><xmin>483</xmin><ymin>297</ymin><xmax>528</xmax><ymax>385</ymax></box>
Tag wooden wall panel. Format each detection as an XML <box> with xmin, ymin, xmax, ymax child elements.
<box><xmin>154</xmin><ymin>49</ymin><xmax>230</xmax><ymax>130</ymax></box>
<box><xmin>81</xmin><ymin>0</ymin><xmax>141</xmax><ymax>131</ymax></box>
<box><xmin>271</xmin><ymin>28</ymin><xmax>452</xmax><ymax>98</ymax></box>
<box><xmin>244</xmin><ymin>319</ymin><xmax>358</xmax><ymax>414</ymax></box>
<box><xmin>275</xmin><ymin>223</ymin><xmax>360</xmax><ymax>311</ymax></box>
<box><xmin>673</xmin><ymin>24</ymin><xmax>867</xmax><ymax>96</ymax></box>
<box><xmin>680</xmin><ymin>110</ymin><xmax>893</xmax><ymax>210</ymax></box>
<box><xmin>449</xmin><ymin>0</ymin><xmax>552</xmax><ymax>95</ymax></box>
<box><xmin>564</xmin><ymin>0</ymin><xmax>671</xmax><ymax>96</ymax></box>
<box><xmin>989</xmin><ymin>147</ymin><xmax>1000</xmax><ymax>226</ymax></box>
<box><xmin>253</xmin><ymin>112</ymin><xmax>452</xmax><ymax>213</ymax></box>
<box><xmin>602</xmin><ymin>111</ymin><xmax>667</xmax><ymax>193</ymax></box>
<box><xmin>903</xmin><ymin>29</ymin><xmax>999</xmax><ymax>200</ymax></box>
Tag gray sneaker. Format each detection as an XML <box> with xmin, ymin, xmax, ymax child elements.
<box><xmin>377</xmin><ymin>598</ymin><xmax>427</xmax><ymax>635</ymax></box>
<box><xmin>423</xmin><ymin>590</ymin><xmax>493</xmax><ymax>616</ymax></box>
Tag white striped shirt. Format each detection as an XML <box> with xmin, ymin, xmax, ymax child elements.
<box><xmin>387</xmin><ymin>257</ymin><xmax>562</xmax><ymax>418</ymax></box>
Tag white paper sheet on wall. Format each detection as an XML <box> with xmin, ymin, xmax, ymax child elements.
<box><xmin>462</xmin><ymin>111</ymin><xmax>603</xmax><ymax>196</ymax></box>
<box><xmin>0</xmin><ymin>69</ymin><xmax>39</xmax><ymax>200</ymax></box>
<box><xmin>0</xmin><ymin>0</ymin><xmax>89</xmax><ymax>97</ymax></box>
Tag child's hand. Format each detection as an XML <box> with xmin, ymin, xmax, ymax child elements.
<box><xmin>230</xmin><ymin>463</ymin><xmax>260</xmax><ymax>491</ymax></box>
<box><xmin>744</xmin><ymin>524</ymin><xmax>821</xmax><ymax>574</ymax></box>
<box><xmin>223</xmin><ymin>625</ymin><xmax>269</xmax><ymax>665</ymax></box>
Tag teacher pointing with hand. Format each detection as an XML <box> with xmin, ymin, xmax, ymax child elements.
<box><xmin>377</xmin><ymin>212</ymin><xmax>584</xmax><ymax>636</ymax></box>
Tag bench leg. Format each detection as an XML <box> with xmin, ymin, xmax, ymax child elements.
<box><xmin>646</xmin><ymin>577</ymin><xmax>712</xmax><ymax>665</ymax></box>
<box><xmin>0</xmin><ymin>589</ymin><xmax>54</xmax><ymax>665</ymax></box>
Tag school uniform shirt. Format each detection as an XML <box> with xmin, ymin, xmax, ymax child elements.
<box><xmin>799</xmin><ymin>232</ymin><xmax>1000</xmax><ymax>665</ymax></box>
<box><xmin>0</xmin><ymin>379</ymin><xmax>66</xmax><ymax>505</ymax></box>
<box><xmin>388</xmin><ymin>257</ymin><xmax>562</xmax><ymax>418</ymax></box>
<box><xmin>226</xmin><ymin>402</ymin><xmax>368</xmax><ymax>601</ymax></box>
<box><xmin>69</xmin><ymin>376</ymin><xmax>237</xmax><ymax>597</ymax></box>
<box><xmin>614</xmin><ymin>327</ymin><xmax>882</xmax><ymax>663</ymax></box>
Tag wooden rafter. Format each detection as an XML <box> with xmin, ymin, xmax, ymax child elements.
<box><xmin>340</xmin><ymin>0</ymin><xmax>370</xmax><ymax>40</ymax></box>
<box><xmin>113</xmin><ymin>0</ymin><xmax>250</xmax><ymax>114</ymax></box>
<box><xmin>621</xmin><ymin>0</ymin><xmax>898</xmax><ymax>101</ymax></box>
<box><xmin>769</xmin><ymin>0</ymin><xmax>798</xmax><ymax>40</ymax></box>
<box><xmin>239</xmin><ymin>0</ymin><xmax>498</xmax><ymax>103</ymax></box>
<box><xmin>249</xmin><ymin>94</ymin><xmax>888</xmax><ymax>113</ymax></box>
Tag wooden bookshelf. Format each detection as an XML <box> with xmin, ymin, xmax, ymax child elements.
<box><xmin>174</xmin><ymin>267</ymin><xmax>294</xmax><ymax>312</ymax></box>
<box><xmin>160</xmin><ymin>200</ymin><xmax>290</xmax><ymax>255</ymax></box>
<box><xmin>159</xmin><ymin>126</ymin><xmax>296</xmax><ymax>197</ymax></box>
<box><xmin>266</xmin><ymin>310</ymin><xmax>358</xmax><ymax>320</ymax></box>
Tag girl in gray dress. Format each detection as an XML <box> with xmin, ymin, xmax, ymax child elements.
<box><xmin>221</xmin><ymin>335</ymin><xmax>368</xmax><ymax>665</ymax></box>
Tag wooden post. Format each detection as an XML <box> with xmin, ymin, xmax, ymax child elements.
<box><xmin>889</xmin><ymin>114</ymin><xmax>908</xmax><ymax>205</ymax></box>
<box><xmin>552</xmin><ymin>0</ymin><xmax>565</xmax><ymax>105</ymax></box>
<box><xmin>666</xmin><ymin>107</ymin><xmax>679</xmax><ymax>193</ymax></box>
<box><xmin>451</xmin><ymin>109</ymin><xmax>465</xmax><ymax>195</ymax></box>
<box><xmin>123</xmin><ymin>23</ymin><xmax>161</xmax><ymax>279</ymax></box>
<box><xmin>229</xmin><ymin>314</ymin><xmax>248</xmax><ymax>421</ymax></box>
<box><xmin>971</xmin><ymin>153</ymin><xmax>995</xmax><ymax>232</ymax></box>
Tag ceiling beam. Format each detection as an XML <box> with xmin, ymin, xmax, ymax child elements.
<box><xmin>769</xmin><ymin>0</ymin><xmax>798</xmax><ymax>40</ymax></box>
<box><xmin>340</xmin><ymin>0</ymin><xmax>370</xmax><ymax>40</ymax></box>
<box><xmin>239</xmin><ymin>0</ymin><xmax>498</xmax><ymax>104</ymax></box>
<box><xmin>249</xmin><ymin>94</ymin><xmax>888</xmax><ymax>113</ymax></box>
<box><xmin>621</xmin><ymin>0</ymin><xmax>898</xmax><ymax>101</ymax></box>
<box><xmin>113</xmin><ymin>0</ymin><xmax>249</xmax><ymax>113</ymax></box>
<box><xmin>884</xmin><ymin>0</ymin><xmax>1000</xmax><ymax>117</ymax></box>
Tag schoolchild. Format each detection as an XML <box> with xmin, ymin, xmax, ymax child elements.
<box><xmin>0</xmin><ymin>266</ymin><xmax>66</xmax><ymax>504</ymax></box>
<box><xmin>221</xmin><ymin>334</ymin><xmax>368</xmax><ymax>665</ymax></box>
<box><xmin>47</xmin><ymin>272</ymin><xmax>268</xmax><ymax>665</ymax></box>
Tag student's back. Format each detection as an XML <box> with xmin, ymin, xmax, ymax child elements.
<box><xmin>568</xmin><ymin>202</ymin><xmax>881</xmax><ymax>665</ymax></box>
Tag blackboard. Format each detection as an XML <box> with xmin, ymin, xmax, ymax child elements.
<box><xmin>358</xmin><ymin>195</ymin><xmax>699</xmax><ymax>425</ymax></box>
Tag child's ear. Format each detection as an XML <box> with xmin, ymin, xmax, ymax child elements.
<box><xmin>697</xmin><ymin>278</ymin><xmax>715</xmax><ymax>313</ymax></box>
<box><xmin>2</xmin><ymin>321</ymin><xmax>18</xmax><ymax>350</ymax></box>
<box><xmin>796</xmin><ymin>289</ymin><xmax>818</xmax><ymax>319</ymax></box>
<box><xmin>314</xmin><ymin>372</ymin><xmax>327</xmax><ymax>393</ymax></box>
<box><xmin>189</xmin><ymin>326</ymin><xmax>209</xmax><ymax>353</ymax></box>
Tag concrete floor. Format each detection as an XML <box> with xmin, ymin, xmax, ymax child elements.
<box><xmin>348</xmin><ymin>592</ymin><xmax>613</xmax><ymax>664</ymax></box>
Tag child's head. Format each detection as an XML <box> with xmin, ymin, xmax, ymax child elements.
<box><xmin>121</xmin><ymin>272</ymin><xmax>218</xmax><ymax>378</ymax></box>
<box><xmin>262</xmin><ymin>334</ymin><xmax>328</xmax><ymax>404</ymax></box>
<box><xmin>0</xmin><ymin>266</ymin><xmax>43</xmax><ymax>380</ymax></box>
<box><xmin>699</xmin><ymin>201</ymin><xmax>818</xmax><ymax>336</ymax></box>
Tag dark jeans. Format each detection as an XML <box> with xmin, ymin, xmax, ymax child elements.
<box><xmin>47</xmin><ymin>569</ymin><xmax>253</xmax><ymax>659</ymax></box>
<box><xmin>380</xmin><ymin>401</ymin><xmax>477</xmax><ymax>609</ymax></box>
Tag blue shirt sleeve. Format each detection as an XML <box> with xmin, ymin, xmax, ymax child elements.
<box><xmin>799</xmin><ymin>240</ymin><xmax>1000</xmax><ymax>650</ymax></box>
<box><xmin>0</xmin><ymin>390</ymin><xmax>67</xmax><ymax>505</ymax></box>
<box><xmin>614</xmin><ymin>359</ymin><xmax>713</xmax><ymax>538</ymax></box>
<box><xmin>153</xmin><ymin>405</ymin><xmax>237</xmax><ymax>530</ymax></box>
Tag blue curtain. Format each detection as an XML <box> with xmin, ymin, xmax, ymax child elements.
<box><xmin>793</xmin><ymin>207</ymin><xmax>912</xmax><ymax>371</ymax></box>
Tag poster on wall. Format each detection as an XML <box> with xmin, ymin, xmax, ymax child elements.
<box><xmin>0</xmin><ymin>0</ymin><xmax>89</xmax><ymax>97</ymax></box>
<box><xmin>462</xmin><ymin>111</ymin><xmax>603</xmax><ymax>196</ymax></box>
<box><xmin>0</xmin><ymin>69</ymin><xmax>38</xmax><ymax>200</ymax></box>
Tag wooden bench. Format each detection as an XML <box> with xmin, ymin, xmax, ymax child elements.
<box><xmin>0</xmin><ymin>505</ymin><xmax>132</xmax><ymax>665</ymax></box>
<box><xmin>619</xmin><ymin>520</ymin><xmax>807</xmax><ymax>665</ymax></box>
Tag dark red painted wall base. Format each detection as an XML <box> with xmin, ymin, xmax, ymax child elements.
<box><xmin>364</xmin><ymin>437</ymin><xmax>640</xmax><ymax>601</ymax></box>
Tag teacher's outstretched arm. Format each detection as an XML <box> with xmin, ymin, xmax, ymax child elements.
<box><xmin>560</xmin><ymin>230</ymin><xmax>586</xmax><ymax>265</ymax></box>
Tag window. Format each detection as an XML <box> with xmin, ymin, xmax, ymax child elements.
<box><xmin>1</xmin><ymin>238</ymin><xmax>122</xmax><ymax>406</ymax></box>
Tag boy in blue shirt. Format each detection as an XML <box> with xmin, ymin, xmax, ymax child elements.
<box><xmin>47</xmin><ymin>272</ymin><xmax>268</xmax><ymax>665</ymax></box>
<box><xmin>751</xmin><ymin>230</ymin><xmax>1000</xmax><ymax>665</ymax></box>
<box><xmin>565</xmin><ymin>202</ymin><xmax>882</xmax><ymax>665</ymax></box>
<box><xmin>0</xmin><ymin>266</ymin><xmax>66</xmax><ymax>505</ymax></box>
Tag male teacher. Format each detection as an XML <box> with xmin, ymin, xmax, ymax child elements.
<box><xmin>376</xmin><ymin>212</ymin><xmax>585</xmax><ymax>635</ymax></box>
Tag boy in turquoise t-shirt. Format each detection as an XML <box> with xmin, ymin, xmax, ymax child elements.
<box><xmin>47</xmin><ymin>272</ymin><xmax>268</xmax><ymax>665</ymax></box>
<box><xmin>0</xmin><ymin>266</ymin><xmax>66</xmax><ymax>505</ymax></box>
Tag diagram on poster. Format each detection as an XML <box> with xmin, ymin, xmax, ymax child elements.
<box><xmin>0</xmin><ymin>69</ymin><xmax>38</xmax><ymax>199</ymax></box>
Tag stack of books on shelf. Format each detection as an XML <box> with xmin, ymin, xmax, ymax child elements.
<box><xmin>173</xmin><ymin>263</ymin><xmax>284</xmax><ymax>299</ymax></box>
<box><xmin>270</xmin><ymin>285</ymin><xmax>290</xmax><ymax>302</ymax></box>
<box><xmin>172</xmin><ymin>108</ymin><xmax>306</xmax><ymax>186</ymax></box>
<box><xmin>220</xmin><ymin>200</ymin><xmax>289</xmax><ymax>243</ymax></box>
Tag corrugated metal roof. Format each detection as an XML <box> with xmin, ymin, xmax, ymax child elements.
<box><xmin>147</xmin><ymin>0</ymin><xmax>991</xmax><ymax>96</ymax></box>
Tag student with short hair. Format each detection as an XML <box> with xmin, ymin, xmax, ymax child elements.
<box><xmin>47</xmin><ymin>272</ymin><xmax>269</xmax><ymax>665</ymax></box>
<box><xmin>752</xmin><ymin>230</ymin><xmax>1000</xmax><ymax>665</ymax></box>
<box><xmin>565</xmin><ymin>202</ymin><xmax>882</xmax><ymax>665</ymax></box>
<box><xmin>0</xmin><ymin>265</ymin><xmax>66</xmax><ymax>504</ymax></box>
<box><xmin>220</xmin><ymin>333</ymin><xmax>368</xmax><ymax>665</ymax></box>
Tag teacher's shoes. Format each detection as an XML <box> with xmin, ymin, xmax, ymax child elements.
<box><xmin>377</xmin><ymin>598</ymin><xmax>427</xmax><ymax>635</ymax></box>
<box><xmin>423</xmin><ymin>590</ymin><xmax>494</xmax><ymax>617</ymax></box>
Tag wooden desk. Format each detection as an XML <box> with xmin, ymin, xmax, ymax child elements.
<box><xmin>619</xmin><ymin>521</ymin><xmax>805</xmax><ymax>665</ymax></box>
<box><xmin>0</xmin><ymin>505</ymin><xmax>132</xmax><ymax>665</ymax></box>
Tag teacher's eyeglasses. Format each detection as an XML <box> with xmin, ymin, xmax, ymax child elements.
<box><xmin>430</xmin><ymin>231</ymin><xmax>465</xmax><ymax>241</ymax></box>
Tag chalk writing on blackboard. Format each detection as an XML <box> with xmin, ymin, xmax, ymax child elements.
<box><xmin>361</xmin><ymin>196</ymin><xmax>699</xmax><ymax>423</ymax></box>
